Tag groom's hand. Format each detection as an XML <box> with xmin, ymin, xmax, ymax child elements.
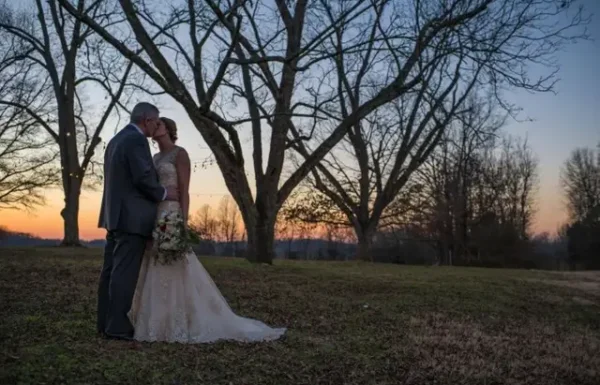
<box><xmin>165</xmin><ymin>186</ymin><xmax>179</xmax><ymax>201</ymax></box>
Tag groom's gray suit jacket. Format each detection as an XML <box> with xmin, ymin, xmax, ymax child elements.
<box><xmin>99</xmin><ymin>125</ymin><xmax>164</xmax><ymax>237</ymax></box>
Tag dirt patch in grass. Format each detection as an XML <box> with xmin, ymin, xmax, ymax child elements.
<box><xmin>530</xmin><ymin>278</ymin><xmax>600</xmax><ymax>297</ymax></box>
<box><xmin>572</xmin><ymin>296</ymin><xmax>597</xmax><ymax>306</ymax></box>
<box><xmin>1</xmin><ymin>248</ymin><xmax>599</xmax><ymax>385</ymax></box>
<box><xmin>540</xmin><ymin>294</ymin><xmax>597</xmax><ymax>306</ymax></box>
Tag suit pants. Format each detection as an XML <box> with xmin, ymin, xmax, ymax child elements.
<box><xmin>97</xmin><ymin>231</ymin><xmax>147</xmax><ymax>337</ymax></box>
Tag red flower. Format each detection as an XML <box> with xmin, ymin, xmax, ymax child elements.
<box><xmin>160</xmin><ymin>224</ymin><xmax>167</xmax><ymax>232</ymax></box>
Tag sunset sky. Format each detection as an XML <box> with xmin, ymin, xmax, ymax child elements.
<box><xmin>1</xmin><ymin>2</ymin><xmax>599</xmax><ymax>241</ymax></box>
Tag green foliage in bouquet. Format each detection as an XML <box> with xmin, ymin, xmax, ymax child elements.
<box><xmin>152</xmin><ymin>211</ymin><xmax>191</xmax><ymax>265</ymax></box>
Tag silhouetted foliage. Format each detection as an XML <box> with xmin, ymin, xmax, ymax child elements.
<box><xmin>565</xmin><ymin>206</ymin><xmax>600</xmax><ymax>270</ymax></box>
<box><xmin>0</xmin><ymin>34</ymin><xmax>59</xmax><ymax>209</ymax></box>
<box><xmin>561</xmin><ymin>145</ymin><xmax>600</xmax><ymax>270</ymax></box>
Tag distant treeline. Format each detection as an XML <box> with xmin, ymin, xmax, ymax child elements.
<box><xmin>0</xmin><ymin>226</ymin><xmax>573</xmax><ymax>270</ymax></box>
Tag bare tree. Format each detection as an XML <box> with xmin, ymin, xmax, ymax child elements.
<box><xmin>216</xmin><ymin>195</ymin><xmax>241</xmax><ymax>243</ymax></box>
<box><xmin>560</xmin><ymin>144</ymin><xmax>600</xmax><ymax>269</ymax></box>
<box><xmin>406</xmin><ymin>97</ymin><xmax>506</xmax><ymax>264</ymax></box>
<box><xmin>0</xmin><ymin>0</ymin><xmax>137</xmax><ymax>245</ymax></box>
<box><xmin>287</xmin><ymin>0</ymin><xmax>586</xmax><ymax>260</ymax></box>
<box><xmin>190</xmin><ymin>204</ymin><xmax>219</xmax><ymax>243</ymax></box>
<box><xmin>0</xmin><ymin>37</ymin><xmax>59</xmax><ymax>209</ymax></box>
<box><xmin>290</xmin><ymin>98</ymin><xmax>540</xmax><ymax>265</ymax></box>
<box><xmin>560</xmin><ymin>147</ymin><xmax>600</xmax><ymax>223</ymax></box>
<box><xmin>59</xmin><ymin>0</ymin><xmax>588</xmax><ymax>261</ymax></box>
<box><xmin>503</xmin><ymin>138</ymin><xmax>539</xmax><ymax>238</ymax></box>
<box><xmin>426</xmin><ymin>125</ymin><xmax>539</xmax><ymax>264</ymax></box>
<box><xmin>444</xmin><ymin>135</ymin><xmax>538</xmax><ymax>264</ymax></box>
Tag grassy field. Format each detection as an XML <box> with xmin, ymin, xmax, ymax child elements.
<box><xmin>0</xmin><ymin>248</ymin><xmax>598</xmax><ymax>385</ymax></box>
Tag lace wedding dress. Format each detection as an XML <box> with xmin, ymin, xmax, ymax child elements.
<box><xmin>128</xmin><ymin>146</ymin><xmax>286</xmax><ymax>343</ymax></box>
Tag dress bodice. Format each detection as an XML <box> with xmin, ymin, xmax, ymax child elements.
<box><xmin>154</xmin><ymin>146</ymin><xmax>181</xmax><ymax>188</ymax></box>
<box><xmin>154</xmin><ymin>146</ymin><xmax>182</xmax><ymax>214</ymax></box>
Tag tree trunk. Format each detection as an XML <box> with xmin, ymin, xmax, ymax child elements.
<box><xmin>57</xmin><ymin>96</ymin><xmax>82</xmax><ymax>247</ymax></box>
<box><xmin>245</xmin><ymin>220</ymin><xmax>276</xmax><ymax>264</ymax></box>
<box><xmin>356</xmin><ymin>229</ymin><xmax>374</xmax><ymax>262</ymax></box>
<box><xmin>238</xmin><ymin>193</ymin><xmax>276</xmax><ymax>264</ymax></box>
<box><xmin>60</xmin><ymin>178</ymin><xmax>82</xmax><ymax>246</ymax></box>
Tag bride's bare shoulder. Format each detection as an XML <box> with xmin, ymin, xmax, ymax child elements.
<box><xmin>174</xmin><ymin>146</ymin><xmax>190</xmax><ymax>162</ymax></box>
<box><xmin>175</xmin><ymin>145</ymin><xmax>188</xmax><ymax>155</ymax></box>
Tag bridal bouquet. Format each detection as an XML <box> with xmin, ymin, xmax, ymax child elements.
<box><xmin>152</xmin><ymin>211</ymin><xmax>190</xmax><ymax>265</ymax></box>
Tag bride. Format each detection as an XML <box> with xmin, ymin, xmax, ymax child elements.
<box><xmin>128</xmin><ymin>117</ymin><xmax>286</xmax><ymax>343</ymax></box>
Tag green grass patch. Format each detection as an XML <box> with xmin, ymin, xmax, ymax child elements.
<box><xmin>1</xmin><ymin>247</ymin><xmax>598</xmax><ymax>384</ymax></box>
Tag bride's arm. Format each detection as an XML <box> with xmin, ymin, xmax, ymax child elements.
<box><xmin>175</xmin><ymin>148</ymin><xmax>191</xmax><ymax>224</ymax></box>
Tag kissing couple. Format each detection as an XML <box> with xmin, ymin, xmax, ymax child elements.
<box><xmin>97</xmin><ymin>102</ymin><xmax>286</xmax><ymax>343</ymax></box>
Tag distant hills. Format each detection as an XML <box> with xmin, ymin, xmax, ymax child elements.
<box><xmin>0</xmin><ymin>230</ymin><xmax>356</xmax><ymax>259</ymax></box>
<box><xmin>0</xmin><ymin>231</ymin><xmax>105</xmax><ymax>248</ymax></box>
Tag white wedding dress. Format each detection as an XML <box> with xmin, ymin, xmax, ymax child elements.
<box><xmin>128</xmin><ymin>146</ymin><xmax>286</xmax><ymax>343</ymax></box>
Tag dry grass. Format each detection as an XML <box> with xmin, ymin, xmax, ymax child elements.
<box><xmin>529</xmin><ymin>271</ymin><xmax>600</xmax><ymax>302</ymax></box>
<box><xmin>542</xmin><ymin>280</ymin><xmax>600</xmax><ymax>297</ymax></box>
<box><xmin>0</xmin><ymin>247</ymin><xmax>599</xmax><ymax>385</ymax></box>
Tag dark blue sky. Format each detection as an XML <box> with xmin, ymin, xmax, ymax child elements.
<box><xmin>504</xmin><ymin>0</ymin><xmax>600</xmax><ymax>232</ymax></box>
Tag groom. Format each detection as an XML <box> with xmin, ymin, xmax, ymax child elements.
<box><xmin>97</xmin><ymin>102</ymin><xmax>179</xmax><ymax>341</ymax></box>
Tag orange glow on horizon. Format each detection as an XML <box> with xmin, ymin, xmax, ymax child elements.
<box><xmin>0</xmin><ymin>187</ymin><xmax>568</xmax><ymax>240</ymax></box>
<box><xmin>0</xmin><ymin>191</ymin><xmax>104</xmax><ymax>240</ymax></box>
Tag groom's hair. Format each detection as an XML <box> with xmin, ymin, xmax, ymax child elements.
<box><xmin>131</xmin><ymin>102</ymin><xmax>159</xmax><ymax>124</ymax></box>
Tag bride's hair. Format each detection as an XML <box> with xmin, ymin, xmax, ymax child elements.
<box><xmin>160</xmin><ymin>117</ymin><xmax>178</xmax><ymax>142</ymax></box>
